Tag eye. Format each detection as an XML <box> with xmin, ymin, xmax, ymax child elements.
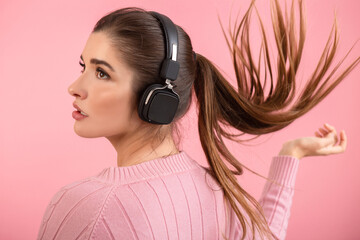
<box><xmin>79</xmin><ymin>60</ymin><xmax>85</xmax><ymax>73</ymax></box>
<box><xmin>78</xmin><ymin>61</ymin><xmax>110</xmax><ymax>80</ymax></box>
<box><xmin>96</xmin><ymin>67</ymin><xmax>110</xmax><ymax>80</ymax></box>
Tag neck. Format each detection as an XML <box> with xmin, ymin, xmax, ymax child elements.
<box><xmin>106</xmin><ymin>128</ymin><xmax>179</xmax><ymax>167</ymax></box>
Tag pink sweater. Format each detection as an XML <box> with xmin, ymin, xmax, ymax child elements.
<box><xmin>37</xmin><ymin>151</ymin><xmax>299</xmax><ymax>240</ymax></box>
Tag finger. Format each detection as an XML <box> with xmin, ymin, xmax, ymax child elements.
<box><xmin>319</xmin><ymin>127</ymin><xmax>329</xmax><ymax>136</ymax></box>
<box><xmin>339</xmin><ymin>130</ymin><xmax>347</xmax><ymax>150</ymax></box>
<box><xmin>323</xmin><ymin>124</ymin><xmax>338</xmax><ymax>138</ymax></box>
<box><xmin>315</xmin><ymin>131</ymin><xmax>323</xmax><ymax>138</ymax></box>
<box><xmin>324</xmin><ymin>123</ymin><xmax>335</xmax><ymax>131</ymax></box>
<box><xmin>325</xmin><ymin>129</ymin><xmax>338</xmax><ymax>145</ymax></box>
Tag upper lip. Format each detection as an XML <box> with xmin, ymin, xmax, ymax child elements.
<box><xmin>73</xmin><ymin>102</ymin><xmax>88</xmax><ymax>116</ymax></box>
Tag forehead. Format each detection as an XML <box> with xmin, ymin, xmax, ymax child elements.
<box><xmin>82</xmin><ymin>32</ymin><xmax>114</xmax><ymax>60</ymax></box>
<box><xmin>81</xmin><ymin>32</ymin><xmax>134</xmax><ymax>78</ymax></box>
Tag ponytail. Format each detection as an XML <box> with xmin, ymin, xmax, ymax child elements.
<box><xmin>194</xmin><ymin>52</ymin><xmax>278</xmax><ymax>240</ymax></box>
<box><xmin>192</xmin><ymin>0</ymin><xmax>360</xmax><ymax>239</ymax></box>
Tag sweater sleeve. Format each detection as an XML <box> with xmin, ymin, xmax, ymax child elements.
<box><xmin>258</xmin><ymin>155</ymin><xmax>300</xmax><ymax>240</ymax></box>
<box><xmin>226</xmin><ymin>155</ymin><xmax>299</xmax><ymax>240</ymax></box>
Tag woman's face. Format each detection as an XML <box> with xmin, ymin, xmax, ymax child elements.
<box><xmin>68</xmin><ymin>32</ymin><xmax>142</xmax><ymax>138</ymax></box>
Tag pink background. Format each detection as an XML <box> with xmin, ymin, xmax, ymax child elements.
<box><xmin>1</xmin><ymin>0</ymin><xmax>359</xmax><ymax>239</ymax></box>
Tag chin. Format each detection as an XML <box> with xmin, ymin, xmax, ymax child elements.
<box><xmin>73</xmin><ymin>123</ymin><xmax>103</xmax><ymax>138</ymax></box>
<box><xmin>73</xmin><ymin>121</ymin><xmax>128</xmax><ymax>139</ymax></box>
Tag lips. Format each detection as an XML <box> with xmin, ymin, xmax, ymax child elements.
<box><xmin>73</xmin><ymin>102</ymin><xmax>88</xmax><ymax>116</ymax></box>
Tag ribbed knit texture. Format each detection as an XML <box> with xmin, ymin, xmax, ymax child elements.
<box><xmin>37</xmin><ymin>151</ymin><xmax>299</xmax><ymax>240</ymax></box>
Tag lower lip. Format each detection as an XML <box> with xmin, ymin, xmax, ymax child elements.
<box><xmin>72</xmin><ymin>111</ymin><xmax>88</xmax><ymax>120</ymax></box>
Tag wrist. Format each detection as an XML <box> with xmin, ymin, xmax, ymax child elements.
<box><xmin>278</xmin><ymin>141</ymin><xmax>303</xmax><ymax>160</ymax></box>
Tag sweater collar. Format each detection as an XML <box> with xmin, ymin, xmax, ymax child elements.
<box><xmin>93</xmin><ymin>151</ymin><xmax>199</xmax><ymax>185</ymax></box>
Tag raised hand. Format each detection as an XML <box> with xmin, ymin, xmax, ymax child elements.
<box><xmin>278</xmin><ymin>123</ymin><xmax>347</xmax><ymax>159</ymax></box>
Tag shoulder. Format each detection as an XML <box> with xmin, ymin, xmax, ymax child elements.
<box><xmin>47</xmin><ymin>175</ymin><xmax>113</xmax><ymax>208</ymax></box>
<box><xmin>38</xmin><ymin>176</ymin><xmax>115</xmax><ymax>240</ymax></box>
<box><xmin>89</xmin><ymin>168</ymin><xmax>225</xmax><ymax>239</ymax></box>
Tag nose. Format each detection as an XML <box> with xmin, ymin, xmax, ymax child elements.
<box><xmin>68</xmin><ymin>78</ymin><xmax>87</xmax><ymax>99</ymax></box>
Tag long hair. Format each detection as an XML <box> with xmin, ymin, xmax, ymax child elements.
<box><xmin>91</xmin><ymin>0</ymin><xmax>360</xmax><ymax>239</ymax></box>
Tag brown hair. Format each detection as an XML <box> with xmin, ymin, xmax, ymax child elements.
<box><xmin>91</xmin><ymin>0</ymin><xmax>360</xmax><ymax>239</ymax></box>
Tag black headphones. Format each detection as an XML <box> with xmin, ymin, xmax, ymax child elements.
<box><xmin>137</xmin><ymin>11</ymin><xmax>180</xmax><ymax>125</ymax></box>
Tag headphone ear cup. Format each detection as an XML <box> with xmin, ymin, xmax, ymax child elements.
<box><xmin>138</xmin><ymin>83</ymin><xmax>179</xmax><ymax>124</ymax></box>
<box><xmin>138</xmin><ymin>84</ymin><xmax>162</xmax><ymax>122</ymax></box>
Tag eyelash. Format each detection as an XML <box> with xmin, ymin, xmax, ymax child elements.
<box><xmin>79</xmin><ymin>61</ymin><xmax>110</xmax><ymax>80</ymax></box>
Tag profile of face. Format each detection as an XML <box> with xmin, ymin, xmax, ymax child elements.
<box><xmin>67</xmin><ymin>32</ymin><xmax>143</xmax><ymax>139</ymax></box>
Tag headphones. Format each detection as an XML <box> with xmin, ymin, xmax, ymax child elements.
<box><xmin>137</xmin><ymin>11</ymin><xmax>180</xmax><ymax>125</ymax></box>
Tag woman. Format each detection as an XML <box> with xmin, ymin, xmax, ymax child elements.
<box><xmin>37</xmin><ymin>0</ymin><xmax>358</xmax><ymax>239</ymax></box>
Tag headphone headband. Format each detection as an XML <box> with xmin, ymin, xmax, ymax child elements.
<box><xmin>149</xmin><ymin>11</ymin><xmax>180</xmax><ymax>81</ymax></box>
<box><xmin>137</xmin><ymin>11</ymin><xmax>181</xmax><ymax>125</ymax></box>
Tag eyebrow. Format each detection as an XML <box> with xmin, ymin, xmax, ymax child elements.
<box><xmin>80</xmin><ymin>55</ymin><xmax>115</xmax><ymax>72</ymax></box>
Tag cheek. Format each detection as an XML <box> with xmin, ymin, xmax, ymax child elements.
<box><xmin>90</xmin><ymin>86</ymin><xmax>134</xmax><ymax>129</ymax></box>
